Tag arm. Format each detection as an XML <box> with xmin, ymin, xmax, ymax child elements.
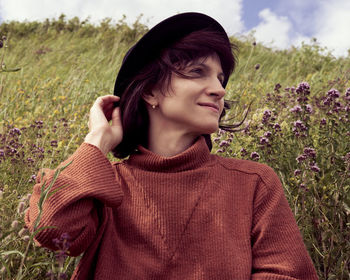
<box><xmin>25</xmin><ymin>143</ymin><xmax>123</xmax><ymax>256</ymax></box>
<box><xmin>251</xmin><ymin>166</ymin><xmax>318</xmax><ymax>279</ymax></box>
<box><xmin>25</xmin><ymin>95</ymin><xmax>124</xmax><ymax>256</ymax></box>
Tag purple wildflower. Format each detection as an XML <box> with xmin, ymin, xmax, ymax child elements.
<box><xmin>262</xmin><ymin>110</ymin><xmax>272</xmax><ymax>123</ymax></box>
<box><xmin>52</xmin><ymin>233</ymin><xmax>71</xmax><ymax>271</ymax></box>
<box><xmin>294</xmin><ymin>169</ymin><xmax>301</xmax><ymax>176</ymax></box>
<box><xmin>293</xmin><ymin>120</ymin><xmax>303</xmax><ymax>127</ymax></box>
<box><xmin>217</xmin><ymin>129</ymin><xmax>225</xmax><ymax>136</ymax></box>
<box><xmin>35</xmin><ymin>120</ymin><xmax>44</xmax><ymax>129</ymax></box>
<box><xmin>264</xmin><ymin>131</ymin><xmax>272</xmax><ymax>138</ymax></box>
<box><xmin>274</xmin><ymin>123</ymin><xmax>281</xmax><ymax>131</ymax></box>
<box><xmin>219</xmin><ymin>140</ymin><xmax>230</xmax><ymax>147</ymax></box>
<box><xmin>274</xmin><ymin>83</ymin><xmax>282</xmax><ymax>91</ymax></box>
<box><xmin>51</xmin><ymin>140</ymin><xmax>58</xmax><ymax>147</ymax></box>
<box><xmin>53</xmin><ymin>232</ymin><xmax>71</xmax><ymax>254</ymax></box>
<box><xmin>345</xmin><ymin>88</ymin><xmax>350</xmax><ymax>100</ymax></box>
<box><xmin>310</xmin><ymin>165</ymin><xmax>320</xmax><ymax>173</ymax></box>
<box><xmin>61</xmin><ymin>232</ymin><xmax>70</xmax><ymax>241</ymax></box>
<box><xmin>259</xmin><ymin>137</ymin><xmax>269</xmax><ymax>145</ymax></box>
<box><xmin>296</xmin><ymin>154</ymin><xmax>307</xmax><ymax>163</ymax></box>
<box><xmin>327</xmin><ymin>89</ymin><xmax>340</xmax><ymax>99</ymax></box>
<box><xmin>296</xmin><ymin>82</ymin><xmax>310</xmax><ymax>95</ymax></box>
<box><xmin>290</xmin><ymin>105</ymin><xmax>302</xmax><ymax>113</ymax></box>
<box><xmin>9</xmin><ymin>127</ymin><xmax>21</xmax><ymax>136</ymax></box>
<box><xmin>250</xmin><ymin>152</ymin><xmax>260</xmax><ymax>160</ymax></box>
<box><xmin>297</xmin><ymin>96</ymin><xmax>309</xmax><ymax>103</ymax></box>
<box><xmin>240</xmin><ymin>148</ymin><xmax>247</xmax><ymax>156</ymax></box>
<box><xmin>305</xmin><ymin>104</ymin><xmax>313</xmax><ymax>113</ymax></box>
<box><xmin>323</xmin><ymin>97</ymin><xmax>332</xmax><ymax>106</ymax></box>
<box><xmin>320</xmin><ymin>118</ymin><xmax>326</xmax><ymax>125</ymax></box>
<box><xmin>293</xmin><ymin>120</ymin><xmax>307</xmax><ymax>134</ymax></box>
<box><xmin>304</xmin><ymin>147</ymin><xmax>316</xmax><ymax>158</ymax></box>
<box><xmin>29</xmin><ymin>174</ymin><xmax>37</xmax><ymax>183</ymax></box>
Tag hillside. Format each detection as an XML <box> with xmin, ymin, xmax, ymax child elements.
<box><xmin>0</xmin><ymin>15</ymin><xmax>349</xmax><ymax>279</ymax></box>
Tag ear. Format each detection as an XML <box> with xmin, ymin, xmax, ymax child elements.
<box><xmin>142</xmin><ymin>89</ymin><xmax>159</xmax><ymax>107</ymax></box>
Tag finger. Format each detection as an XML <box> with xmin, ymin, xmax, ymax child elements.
<box><xmin>96</xmin><ymin>95</ymin><xmax>120</xmax><ymax>108</ymax></box>
<box><xmin>111</xmin><ymin>107</ymin><xmax>122</xmax><ymax>127</ymax></box>
<box><xmin>92</xmin><ymin>96</ymin><xmax>119</xmax><ymax>114</ymax></box>
<box><xmin>103</xmin><ymin>96</ymin><xmax>121</xmax><ymax>119</ymax></box>
<box><xmin>90</xmin><ymin>95</ymin><xmax>120</xmax><ymax>124</ymax></box>
<box><xmin>90</xmin><ymin>103</ymin><xmax>109</xmax><ymax>124</ymax></box>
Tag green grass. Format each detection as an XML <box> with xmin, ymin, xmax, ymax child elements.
<box><xmin>0</xmin><ymin>15</ymin><xmax>349</xmax><ymax>279</ymax></box>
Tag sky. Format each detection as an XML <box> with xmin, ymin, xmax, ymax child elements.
<box><xmin>0</xmin><ymin>0</ymin><xmax>349</xmax><ymax>57</ymax></box>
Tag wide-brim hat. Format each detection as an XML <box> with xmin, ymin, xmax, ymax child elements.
<box><xmin>113</xmin><ymin>12</ymin><xmax>230</xmax><ymax>97</ymax></box>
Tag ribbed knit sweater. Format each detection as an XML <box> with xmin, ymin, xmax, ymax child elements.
<box><xmin>25</xmin><ymin>136</ymin><xmax>318</xmax><ymax>279</ymax></box>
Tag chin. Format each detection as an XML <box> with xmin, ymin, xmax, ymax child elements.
<box><xmin>197</xmin><ymin>124</ymin><xmax>219</xmax><ymax>135</ymax></box>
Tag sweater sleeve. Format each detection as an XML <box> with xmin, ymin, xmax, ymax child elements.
<box><xmin>251</xmin><ymin>166</ymin><xmax>318</xmax><ymax>280</ymax></box>
<box><xmin>24</xmin><ymin>142</ymin><xmax>124</xmax><ymax>257</ymax></box>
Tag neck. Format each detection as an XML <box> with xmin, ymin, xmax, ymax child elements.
<box><xmin>147</xmin><ymin>125</ymin><xmax>199</xmax><ymax>157</ymax></box>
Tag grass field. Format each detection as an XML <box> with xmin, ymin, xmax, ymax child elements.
<box><xmin>0</xmin><ymin>15</ymin><xmax>349</xmax><ymax>279</ymax></box>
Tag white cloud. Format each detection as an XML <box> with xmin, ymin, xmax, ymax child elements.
<box><xmin>0</xmin><ymin>0</ymin><xmax>244</xmax><ymax>35</ymax></box>
<box><xmin>245</xmin><ymin>2</ymin><xmax>350</xmax><ymax>58</ymax></box>
<box><xmin>247</xmin><ymin>8</ymin><xmax>296</xmax><ymax>49</ymax></box>
<box><xmin>312</xmin><ymin>0</ymin><xmax>350</xmax><ymax>57</ymax></box>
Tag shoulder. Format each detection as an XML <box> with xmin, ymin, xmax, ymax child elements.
<box><xmin>211</xmin><ymin>154</ymin><xmax>281</xmax><ymax>187</ymax></box>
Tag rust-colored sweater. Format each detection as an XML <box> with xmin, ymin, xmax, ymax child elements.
<box><xmin>25</xmin><ymin>136</ymin><xmax>318</xmax><ymax>279</ymax></box>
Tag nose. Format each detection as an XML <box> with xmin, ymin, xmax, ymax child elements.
<box><xmin>206</xmin><ymin>77</ymin><xmax>226</xmax><ymax>99</ymax></box>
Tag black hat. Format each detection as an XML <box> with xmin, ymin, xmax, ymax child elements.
<box><xmin>113</xmin><ymin>12</ymin><xmax>230</xmax><ymax>97</ymax></box>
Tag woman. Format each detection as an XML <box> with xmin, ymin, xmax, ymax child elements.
<box><xmin>25</xmin><ymin>12</ymin><xmax>318</xmax><ymax>279</ymax></box>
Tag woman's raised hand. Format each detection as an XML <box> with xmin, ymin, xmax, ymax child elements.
<box><xmin>84</xmin><ymin>95</ymin><xmax>123</xmax><ymax>155</ymax></box>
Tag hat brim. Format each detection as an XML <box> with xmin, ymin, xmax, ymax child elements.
<box><xmin>113</xmin><ymin>12</ymin><xmax>229</xmax><ymax>97</ymax></box>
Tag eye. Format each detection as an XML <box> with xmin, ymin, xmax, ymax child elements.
<box><xmin>218</xmin><ymin>75</ymin><xmax>225</xmax><ymax>85</ymax></box>
<box><xmin>189</xmin><ymin>67</ymin><xmax>203</xmax><ymax>74</ymax></box>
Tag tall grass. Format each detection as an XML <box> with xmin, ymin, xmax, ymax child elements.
<box><xmin>0</xmin><ymin>15</ymin><xmax>349</xmax><ymax>279</ymax></box>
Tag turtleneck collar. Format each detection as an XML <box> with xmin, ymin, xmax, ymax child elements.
<box><xmin>125</xmin><ymin>136</ymin><xmax>212</xmax><ymax>172</ymax></box>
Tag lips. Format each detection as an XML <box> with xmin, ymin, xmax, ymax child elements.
<box><xmin>198</xmin><ymin>102</ymin><xmax>220</xmax><ymax>112</ymax></box>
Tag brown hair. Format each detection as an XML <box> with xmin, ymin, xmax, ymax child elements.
<box><xmin>112</xmin><ymin>29</ymin><xmax>238</xmax><ymax>158</ymax></box>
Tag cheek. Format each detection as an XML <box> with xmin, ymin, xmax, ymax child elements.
<box><xmin>219</xmin><ymin>100</ymin><xmax>225</xmax><ymax>115</ymax></box>
<box><xmin>159</xmin><ymin>98</ymin><xmax>186</xmax><ymax>119</ymax></box>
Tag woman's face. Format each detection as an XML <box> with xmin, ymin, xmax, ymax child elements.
<box><xmin>149</xmin><ymin>53</ymin><xmax>226</xmax><ymax>136</ymax></box>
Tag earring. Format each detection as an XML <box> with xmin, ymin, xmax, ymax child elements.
<box><xmin>152</xmin><ymin>105</ymin><xmax>156</xmax><ymax>109</ymax></box>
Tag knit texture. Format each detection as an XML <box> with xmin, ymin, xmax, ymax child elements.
<box><xmin>25</xmin><ymin>136</ymin><xmax>318</xmax><ymax>279</ymax></box>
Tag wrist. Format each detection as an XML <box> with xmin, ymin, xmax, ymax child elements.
<box><xmin>84</xmin><ymin>131</ymin><xmax>110</xmax><ymax>156</ymax></box>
